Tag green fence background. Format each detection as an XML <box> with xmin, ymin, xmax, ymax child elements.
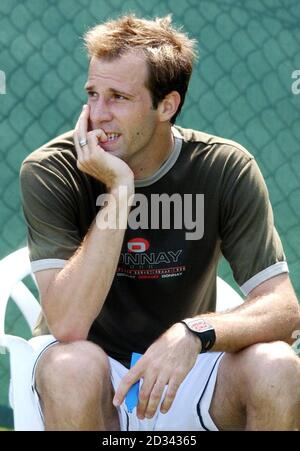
<box><xmin>1</xmin><ymin>0</ymin><xmax>300</xmax><ymax>427</ymax></box>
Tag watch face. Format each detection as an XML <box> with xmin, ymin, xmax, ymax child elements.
<box><xmin>185</xmin><ymin>318</ymin><xmax>213</xmax><ymax>333</ymax></box>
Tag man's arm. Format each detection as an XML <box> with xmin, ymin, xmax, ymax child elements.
<box><xmin>113</xmin><ymin>273</ymin><xmax>300</xmax><ymax>419</ymax></box>
<box><xmin>200</xmin><ymin>273</ymin><xmax>299</xmax><ymax>352</ymax></box>
<box><xmin>35</xmin><ymin>105</ymin><xmax>134</xmax><ymax>342</ymax></box>
<box><xmin>36</xmin><ymin>186</ymin><xmax>132</xmax><ymax>342</ymax></box>
<box><xmin>113</xmin><ymin>145</ymin><xmax>299</xmax><ymax>418</ymax></box>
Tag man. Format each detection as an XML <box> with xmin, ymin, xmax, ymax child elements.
<box><xmin>20</xmin><ymin>15</ymin><xmax>300</xmax><ymax>431</ymax></box>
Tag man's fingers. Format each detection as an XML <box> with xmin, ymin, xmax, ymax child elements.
<box><xmin>74</xmin><ymin>105</ymin><xmax>89</xmax><ymax>160</ymax></box>
<box><xmin>113</xmin><ymin>366</ymin><xmax>142</xmax><ymax>407</ymax></box>
<box><xmin>73</xmin><ymin>132</ymin><xmax>83</xmax><ymax>160</ymax></box>
<box><xmin>87</xmin><ymin>129</ymin><xmax>108</xmax><ymax>150</ymax></box>
<box><xmin>160</xmin><ymin>377</ymin><xmax>181</xmax><ymax>414</ymax></box>
<box><xmin>74</xmin><ymin>103</ymin><xmax>108</xmax><ymax>163</ymax></box>
<box><xmin>136</xmin><ymin>375</ymin><xmax>156</xmax><ymax>419</ymax></box>
<box><xmin>78</xmin><ymin>104</ymin><xmax>89</xmax><ymax>144</ymax></box>
<box><xmin>143</xmin><ymin>378</ymin><xmax>167</xmax><ymax>419</ymax></box>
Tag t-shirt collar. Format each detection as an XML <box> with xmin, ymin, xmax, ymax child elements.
<box><xmin>134</xmin><ymin>127</ymin><xmax>183</xmax><ymax>188</ymax></box>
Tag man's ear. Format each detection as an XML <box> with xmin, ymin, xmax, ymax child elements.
<box><xmin>157</xmin><ymin>91</ymin><xmax>181</xmax><ymax>122</ymax></box>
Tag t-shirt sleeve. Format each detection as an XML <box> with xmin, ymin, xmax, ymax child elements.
<box><xmin>220</xmin><ymin>156</ymin><xmax>288</xmax><ymax>296</ymax></box>
<box><xmin>20</xmin><ymin>160</ymin><xmax>82</xmax><ymax>272</ymax></box>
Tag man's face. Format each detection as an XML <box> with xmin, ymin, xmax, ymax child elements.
<box><xmin>85</xmin><ymin>53</ymin><xmax>160</xmax><ymax>163</ymax></box>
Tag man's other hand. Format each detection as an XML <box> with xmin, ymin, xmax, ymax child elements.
<box><xmin>113</xmin><ymin>322</ymin><xmax>201</xmax><ymax>419</ymax></box>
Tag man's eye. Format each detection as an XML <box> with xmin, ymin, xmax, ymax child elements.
<box><xmin>114</xmin><ymin>94</ymin><xmax>126</xmax><ymax>100</ymax></box>
<box><xmin>87</xmin><ymin>91</ymin><xmax>97</xmax><ymax>98</ymax></box>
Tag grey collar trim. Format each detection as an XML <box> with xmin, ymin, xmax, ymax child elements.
<box><xmin>134</xmin><ymin>127</ymin><xmax>183</xmax><ymax>188</ymax></box>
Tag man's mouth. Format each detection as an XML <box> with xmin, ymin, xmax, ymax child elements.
<box><xmin>102</xmin><ymin>132</ymin><xmax>121</xmax><ymax>143</ymax></box>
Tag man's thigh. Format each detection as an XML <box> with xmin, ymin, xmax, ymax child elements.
<box><xmin>210</xmin><ymin>341</ymin><xmax>300</xmax><ymax>431</ymax></box>
<box><xmin>20</xmin><ymin>337</ymin><xmax>225</xmax><ymax>431</ymax></box>
<box><xmin>209</xmin><ymin>351</ymin><xmax>247</xmax><ymax>431</ymax></box>
<box><xmin>209</xmin><ymin>341</ymin><xmax>299</xmax><ymax>431</ymax></box>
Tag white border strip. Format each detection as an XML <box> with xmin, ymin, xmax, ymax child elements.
<box><xmin>240</xmin><ymin>261</ymin><xmax>289</xmax><ymax>296</ymax></box>
<box><xmin>31</xmin><ymin>259</ymin><xmax>67</xmax><ymax>273</ymax></box>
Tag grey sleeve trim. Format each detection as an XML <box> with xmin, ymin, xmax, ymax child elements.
<box><xmin>31</xmin><ymin>259</ymin><xmax>67</xmax><ymax>273</ymax></box>
<box><xmin>240</xmin><ymin>261</ymin><xmax>289</xmax><ymax>296</ymax></box>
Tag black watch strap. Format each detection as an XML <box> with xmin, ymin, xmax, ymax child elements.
<box><xmin>180</xmin><ymin>319</ymin><xmax>216</xmax><ymax>353</ymax></box>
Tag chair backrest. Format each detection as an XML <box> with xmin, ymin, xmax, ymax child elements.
<box><xmin>0</xmin><ymin>247</ymin><xmax>41</xmax><ymax>335</ymax></box>
<box><xmin>216</xmin><ymin>277</ymin><xmax>243</xmax><ymax>311</ymax></box>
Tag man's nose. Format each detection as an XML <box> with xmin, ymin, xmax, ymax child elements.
<box><xmin>90</xmin><ymin>98</ymin><xmax>113</xmax><ymax>124</ymax></box>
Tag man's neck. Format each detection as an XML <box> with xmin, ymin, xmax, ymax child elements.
<box><xmin>130</xmin><ymin>126</ymin><xmax>175</xmax><ymax>181</ymax></box>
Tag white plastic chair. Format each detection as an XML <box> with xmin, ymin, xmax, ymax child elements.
<box><xmin>0</xmin><ymin>246</ymin><xmax>243</xmax><ymax>430</ymax></box>
<box><xmin>0</xmin><ymin>247</ymin><xmax>42</xmax><ymax>430</ymax></box>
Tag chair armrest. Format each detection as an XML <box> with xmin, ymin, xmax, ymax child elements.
<box><xmin>0</xmin><ymin>334</ymin><xmax>34</xmax><ymax>358</ymax></box>
<box><xmin>0</xmin><ymin>334</ymin><xmax>43</xmax><ymax>430</ymax></box>
<box><xmin>10</xmin><ymin>282</ymin><xmax>41</xmax><ymax>333</ymax></box>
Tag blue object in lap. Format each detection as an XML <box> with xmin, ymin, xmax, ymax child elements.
<box><xmin>125</xmin><ymin>352</ymin><xmax>142</xmax><ymax>413</ymax></box>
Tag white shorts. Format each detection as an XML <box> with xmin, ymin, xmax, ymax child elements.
<box><xmin>25</xmin><ymin>335</ymin><xmax>224</xmax><ymax>431</ymax></box>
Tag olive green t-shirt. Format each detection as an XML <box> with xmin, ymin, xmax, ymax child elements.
<box><xmin>20</xmin><ymin>126</ymin><xmax>287</xmax><ymax>365</ymax></box>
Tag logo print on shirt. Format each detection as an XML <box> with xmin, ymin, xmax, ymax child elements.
<box><xmin>118</xmin><ymin>238</ymin><xmax>185</xmax><ymax>280</ymax></box>
<box><xmin>128</xmin><ymin>238</ymin><xmax>150</xmax><ymax>253</ymax></box>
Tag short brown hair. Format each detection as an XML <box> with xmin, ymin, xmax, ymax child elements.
<box><xmin>84</xmin><ymin>15</ymin><xmax>197</xmax><ymax>124</ymax></box>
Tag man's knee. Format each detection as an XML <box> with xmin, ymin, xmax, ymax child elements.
<box><xmin>36</xmin><ymin>340</ymin><xmax>110</xmax><ymax>395</ymax></box>
<box><xmin>237</xmin><ymin>341</ymin><xmax>300</xmax><ymax>401</ymax></box>
<box><xmin>209</xmin><ymin>342</ymin><xmax>300</xmax><ymax>430</ymax></box>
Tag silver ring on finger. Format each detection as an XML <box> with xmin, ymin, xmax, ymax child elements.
<box><xmin>79</xmin><ymin>138</ymin><xmax>88</xmax><ymax>148</ymax></box>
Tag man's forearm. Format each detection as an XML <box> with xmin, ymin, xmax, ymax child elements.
<box><xmin>192</xmin><ymin>277</ymin><xmax>299</xmax><ymax>353</ymax></box>
<box><xmin>43</xmin><ymin>184</ymin><xmax>133</xmax><ymax>342</ymax></box>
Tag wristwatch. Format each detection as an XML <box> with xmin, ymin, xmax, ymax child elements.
<box><xmin>180</xmin><ymin>318</ymin><xmax>216</xmax><ymax>353</ymax></box>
